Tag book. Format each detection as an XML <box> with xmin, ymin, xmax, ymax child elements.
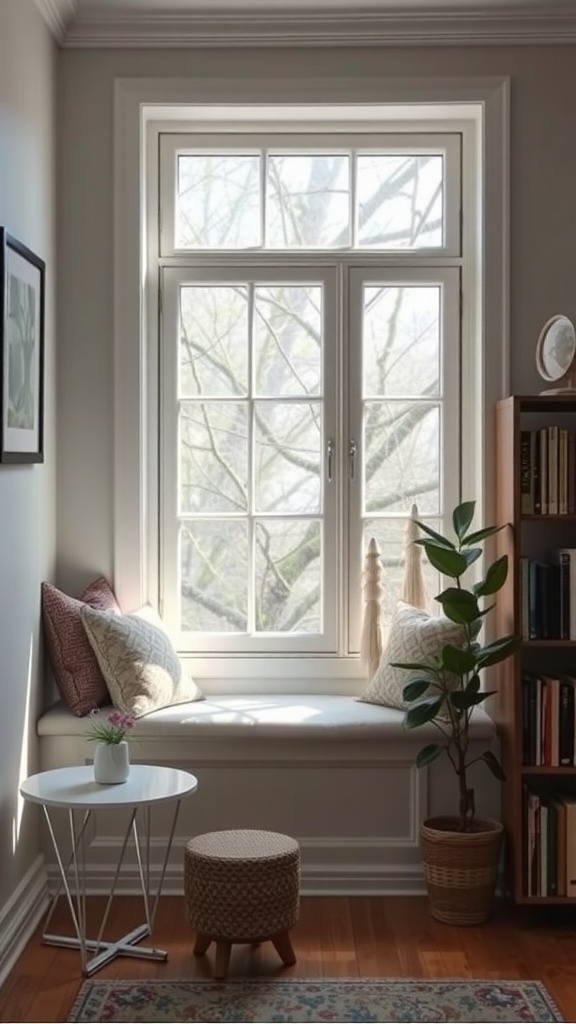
<box><xmin>527</xmin><ymin>790</ymin><xmax>540</xmax><ymax>896</ymax></box>
<box><xmin>520</xmin><ymin>557</ymin><xmax>530</xmax><ymax>641</ymax></box>
<box><xmin>548</xmin><ymin>425</ymin><xmax>559</xmax><ymax>515</ymax></box>
<box><xmin>559</xmin><ymin>677</ymin><xmax>576</xmax><ymax>766</ymax></box>
<box><xmin>562</xmin><ymin>796</ymin><xmax>576</xmax><ymax>897</ymax></box>
<box><xmin>520</xmin><ymin>430</ymin><xmax>533</xmax><ymax>514</ymax></box>
<box><xmin>552</xmin><ymin>796</ymin><xmax>567</xmax><ymax>897</ymax></box>
<box><xmin>565</xmin><ymin>430</ymin><xmax>569</xmax><ymax>516</ymax></box>
<box><xmin>539</xmin><ymin>426</ymin><xmax>548</xmax><ymax>515</ymax></box>
<box><xmin>558</xmin><ymin>550</ymin><xmax>571</xmax><ymax>640</ymax></box>
<box><xmin>557</xmin><ymin>548</ymin><xmax>576</xmax><ymax>640</ymax></box>
<box><xmin>559</xmin><ymin>427</ymin><xmax>569</xmax><ymax>514</ymax></box>
<box><xmin>547</xmin><ymin>799</ymin><xmax>558</xmax><ymax>896</ymax></box>
<box><xmin>540</xmin><ymin>802</ymin><xmax>549</xmax><ymax>897</ymax></box>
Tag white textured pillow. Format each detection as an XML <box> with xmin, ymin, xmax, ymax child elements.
<box><xmin>359</xmin><ymin>601</ymin><xmax>470</xmax><ymax>713</ymax></box>
<box><xmin>80</xmin><ymin>604</ymin><xmax>204</xmax><ymax>718</ymax></box>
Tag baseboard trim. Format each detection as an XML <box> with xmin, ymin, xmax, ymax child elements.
<box><xmin>45</xmin><ymin>859</ymin><xmax>426</xmax><ymax>897</ymax></box>
<box><xmin>0</xmin><ymin>856</ymin><xmax>49</xmax><ymax>989</ymax></box>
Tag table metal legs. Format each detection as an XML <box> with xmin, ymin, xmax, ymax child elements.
<box><xmin>41</xmin><ymin>799</ymin><xmax>182</xmax><ymax>975</ymax></box>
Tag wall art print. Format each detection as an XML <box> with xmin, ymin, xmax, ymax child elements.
<box><xmin>0</xmin><ymin>229</ymin><xmax>45</xmax><ymax>463</ymax></box>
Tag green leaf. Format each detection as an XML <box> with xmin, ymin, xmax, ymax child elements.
<box><xmin>436</xmin><ymin>587</ymin><xmax>480</xmax><ymax>624</ymax></box>
<box><xmin>416</xmin><ymin>743</ymin><xmax>444</xmax><ymax>768</ymax></box>
<box><xmin>391</xmin><ymin>660</ymin><xmax>436</xmax><ymax>673</ymax></box>
<box><xmin>465</xmin><ymin>673</ymin><xmax>481</xmax><ymax>693</ymax></box>
<box><xmin>481</xmin><ymin>750</ymin><xmax>507</xmax><ymax>781</ymax></box>
<box><xmin>421</xmin><ymin>544</ymin><xmax>468</xmax><ymax>578</ymax></box>
<box><xmin>441</xmin><ymin>644</ymin><xmax>478</xmax><ymax>674</ymax></box>
<box><xmin>474</xmin><ymin>555</ymin><xmax>508</xmax><ymax>596</ymax></box>
<box><xmin>462</xmin><ymin>547</ymin><xmax>482</xmax><ymax>568</ymax></box>
<box><xmin>462</xmin><ymin>524</ymin><xmax>505</xmax><ymax>545</ymax></box>
<box><xmin>450</xmin><ymin>689</ymin><xmax>495</xmax><ymax>710</ymax></box>
<box><xmin>414</xmin><ymin>522</ymin><xmax>456</xmax><ymax>549</ymax></box>
<box><xmin>403</xmin><ymin>679</ymin><xmax>432</xmax><ymax>702</ymax></box>
<box><xmin>475</xmin><ymin>635</ymin><xmax>519</xmax><ymax>667</ymax></box>
<box><xmin>414</xmin><ymin>536</ymin><xmax>456</xmax><ymax>554</ymax></box>
<box><xmin>453</xmin><ymin>500</ymin><xmax>475</xmax><ymax>540</ymax></box>
<box><xmin>405</xmin><ymin>698</ymin><xmax>443</xmax><ymax>729</ymax></box>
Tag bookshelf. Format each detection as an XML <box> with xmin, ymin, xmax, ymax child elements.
<box><xmin>495</xmin><ymin>395</ymin><xmax>576</xmax><ymax>905</ymax></box>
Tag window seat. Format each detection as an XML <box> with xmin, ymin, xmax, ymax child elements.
<box><xmin>37</xmin><ymin>693</ymin><xmax>495</xmax><ymax>743</ymax></box>
<box><xmin>35</xmin><ymin>695</ymin><xmax>499</xmax><ymax>898</ymax></box>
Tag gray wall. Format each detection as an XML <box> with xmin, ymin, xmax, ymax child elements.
<box><xmin>56</xmin><ymin>44</ymin><xmax>576</xmax><ymax>594</ymax></box>
<box><xmin>0</xmin><ymin>0</ymin><xmax>56</xmax><ymax>920</ymax></box>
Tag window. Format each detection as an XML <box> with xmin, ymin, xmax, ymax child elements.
<box><xmin>152</xmin><ymin>127</ymin><xmax>466</xmax><ymax>658</ymax></box>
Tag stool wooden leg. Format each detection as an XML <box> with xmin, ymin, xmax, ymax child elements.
<box><xmin>214</xmin><ymin>940</ymin><xmax>232</xmax><ymax>979</ymax></box>
<box><xmin>193</xmin><ymin>932</ymin><xmax>212</xmax><ymax>956</ymax></box>
<box><xmin>271</xmin><ymin>930</ymin><xmax>296</xmax><ymax>966</ymax></box>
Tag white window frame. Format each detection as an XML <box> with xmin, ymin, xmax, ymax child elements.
<box><xmin>113</xmin><ymin>78</ymin><xmax>509</xmax><ymax>689</ymax></box>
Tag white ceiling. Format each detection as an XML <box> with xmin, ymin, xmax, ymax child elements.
<box><xmin>36</xmin><ymin>0</ymin><xmax>576</xmax><ymax>46</ymax></box>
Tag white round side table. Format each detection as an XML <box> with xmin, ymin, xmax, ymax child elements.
<box><xmin>20</xmin><ymin>764</ymin><xmax>198</xmax><ymax>975</ymax></box>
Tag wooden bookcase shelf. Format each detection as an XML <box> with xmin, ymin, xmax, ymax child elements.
<box><xmin>495</xmin><ymin>394</ymin><xmax>576</xmax><ymax>906</ymax></box>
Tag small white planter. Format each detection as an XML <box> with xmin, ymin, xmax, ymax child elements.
<box><xmin>93</xmin><ymin>740</ymin><xmax>130</xmax><ymax>784</ymax></box>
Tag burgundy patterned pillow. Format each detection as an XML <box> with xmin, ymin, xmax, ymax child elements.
<box><xmin>41</xmin><ymin>578</ymin><xmax>121</xmax><ymax>716</ymax></box>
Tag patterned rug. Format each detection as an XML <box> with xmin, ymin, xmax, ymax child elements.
<box><xmin>67</xmin><ymin>977</ymin><xmax>563</xmax><ymax>1022</ymax></box>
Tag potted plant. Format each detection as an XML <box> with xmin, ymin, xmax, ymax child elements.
<box><xmin>393</xmin><ymin>500</ymin><xmax>518</xmax><ymax>924</ymax></box>
<box><xmin>86</xmin><ymin>709</ymin><xmax>136</xmax><ymax>784</ymax></box>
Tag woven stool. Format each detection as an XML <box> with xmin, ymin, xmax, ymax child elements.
<box><xmin>184</xmin><ymin>828</ymin><xmax>300</xmax><ymax>979</ymax></box>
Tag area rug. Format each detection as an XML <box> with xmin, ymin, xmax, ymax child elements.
<box><xmin>67</xmin><ymin>977</ymin><xmax>563</xmax><ymax>1022</ymax></box>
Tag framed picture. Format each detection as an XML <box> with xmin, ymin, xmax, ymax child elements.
<box><xmin>0</xmin><ymin>229</ymin><xmax>45</xmax><ymax>463</ymax></box>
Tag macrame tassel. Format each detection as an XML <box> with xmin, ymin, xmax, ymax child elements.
<box><xmin>360</xmin><ymin>536</ymin><xmax>384</xmax><ymax>679</ymax></box>
<box><xmin>401</xmin><ymin>503</ymin><xmax>428</xmax><ymax>610</ymax></box>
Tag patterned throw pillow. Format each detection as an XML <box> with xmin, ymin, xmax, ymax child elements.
<box><xmin>359</xmin><ymin>600</ymin><xmax>471</xmax><ymax>714</ymax></box>
<box><xmin>80</xmin><ymin>604</ymin><xmax>204</xmax><ymax>718</ymax></box>
<box><xmin>41</xmin><ymin>577</ymin><xmax>121</xmax><ymax>716</ymax></box>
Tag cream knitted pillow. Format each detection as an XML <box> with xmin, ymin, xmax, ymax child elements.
<box><xmin>359</xmin><ymin>600</ymin><xmax>471</xmax><ymax>713</ymax></box>
<box><xmin>80</xmin><ymin>604</ymin><xmax>204</xmax><ymax>717</ymax></box>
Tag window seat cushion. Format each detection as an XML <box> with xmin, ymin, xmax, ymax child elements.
<box><xmin>37</xmin><ymin>694</ymin><xmax>495</xmax><ymax>742</ymax></box>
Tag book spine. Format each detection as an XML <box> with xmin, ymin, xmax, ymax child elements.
<box><xmin>534</xmin><ymin>429</ymin><xmax>542</xmax><ymax>514</ymax></box>
<box><xmin>548</xmin><ymin>426</ymin><xmax>559</xmax><ymax>515</ymax></box>
<box><xmin>565</xmin><ymin>801</ymin><xmax>576</xmax><ymax>897</ymax></box>
<box><xmin>565</xmin><ymin>430</ymin><xmax>569</xmax><ymax>516</ymax></box>
<box><xmin>520</xmin><ymin>430</ymin><xmax>533</xmax><ymax>514</ymax></box>
<box><xmin>547</xmin><ymin>800</ymin><xmax>558</xmax><ymax>896</ymax></box>
<box><xmin>539</xmin><ymin>426</ymin><xmax>548</xmax><ymax>515</ymax></box>
<box><xmin>559</xmin><ymin>678</ymin><xmax>575</xmax><ymax>766</ymax></box>
<box><xmin>559</xmin><ymin>551</ymin><xmax>571</xmax><ymax>640</ymax></box>
<box><xmin>559</xmin><ymin>428</ymin><xmax>569</xmax><ymax>514</ymax></box>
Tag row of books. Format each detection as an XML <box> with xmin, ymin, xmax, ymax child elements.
<box><xmin>520</xmin><ymin>549</ymin><xmax>576</xmax><ymax>640</ymax></box>
<box><xmin>523</xmin><ymin>786</ymin><xmax>576</xmax><ymax>898</ymax></box>
<box><xmin>520</xmin><ymin>426</ymin><xmax>576</xmax><ymax>515</ymax></box>
<box><xmin>522</xmin><ymin>674</ymin><xmax>576</xmax><ymax>767</ymax></box>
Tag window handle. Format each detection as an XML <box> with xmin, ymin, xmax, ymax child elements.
<box><xmin>327</xmin><ymin>439</ymin><xmax>334</xmax><ymax>482</ymax></box>
<box><xmin>349</xmin><ymin>439</ymin><xmax>357</xmax><ymax>480</ymax></box>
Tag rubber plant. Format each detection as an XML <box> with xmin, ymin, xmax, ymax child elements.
<box><xmin>393</xmin><ymin>500</ymin><xmax>518</xmax><ymax>832</ymax></box>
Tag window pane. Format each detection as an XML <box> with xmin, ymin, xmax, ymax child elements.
<box><xmin>254</xmin><ymin>285</ymin><xmax>322</xmax><ymax>397</ymax></box>
<box><xmin>180</xmin><ymin>402</ymin><xmax>248</xmax><ymax>513</ymax></box>
<box><xmin>255</xmin><ymin>401</ymin><xmax>321</xmax><ymax>514</ymax></box>
<box><xmin>363</xmin><ymin>285</ymin><xmax>441</xmax><ymax>398</ymax></box>
<box><xmin>180</xmin><ymin>285</ymin><xmax>248</xmax><ymax>397</ymax></box>
<box><xmin>364</xmin><ymin>401</ymin><xmax>440</xmax><ymax>515</ymax></box>
<box><xmin>255</xmin><ymin>519</ymin><xmax>321</xmax><ymax>633</ymax></box>
<box><xmin>266</xmin><ymin>154</ymin><xmax>350</xmax><ymax>248</ymax></box>
<box><xmin>181</xmin><ymin>520</ymin><xmax>248</xmax><ymax>632</ymax></box>
<box><xmin>356</xmin><ymin>154</ymin><xmax>443</xmax><ymax>248</ymax></box>
<box><xmin>176</xmin><ymin>154</ymin><xmax>260</xmax><ymax>249</ymax></box>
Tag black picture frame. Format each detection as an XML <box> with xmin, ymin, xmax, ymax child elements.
<box><xmin>0</xmin><ymin>229</ymin><xmax>45</xmax><ymax>463</ymax></box>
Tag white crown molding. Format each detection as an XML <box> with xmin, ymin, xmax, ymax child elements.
<box><xmin>64</xmin><ymin>7</ymin><xmax>576</xmax><ymax>48</ymax></box>
<box><xmin>35</xmin><ymin>0</ymin><xmax>77</xmax><ymax>42</ymax></box>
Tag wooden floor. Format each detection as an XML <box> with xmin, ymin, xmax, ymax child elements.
<box><xmin>1</xmin><ymin>895</ymin><xmax>576</xmax><ymax>1022</ymax></box>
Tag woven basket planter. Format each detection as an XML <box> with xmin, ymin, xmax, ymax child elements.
<box><xmin>420</xmin><ymin>816</ymin><xmax>503</xmax><ymax>925</ymax></box>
